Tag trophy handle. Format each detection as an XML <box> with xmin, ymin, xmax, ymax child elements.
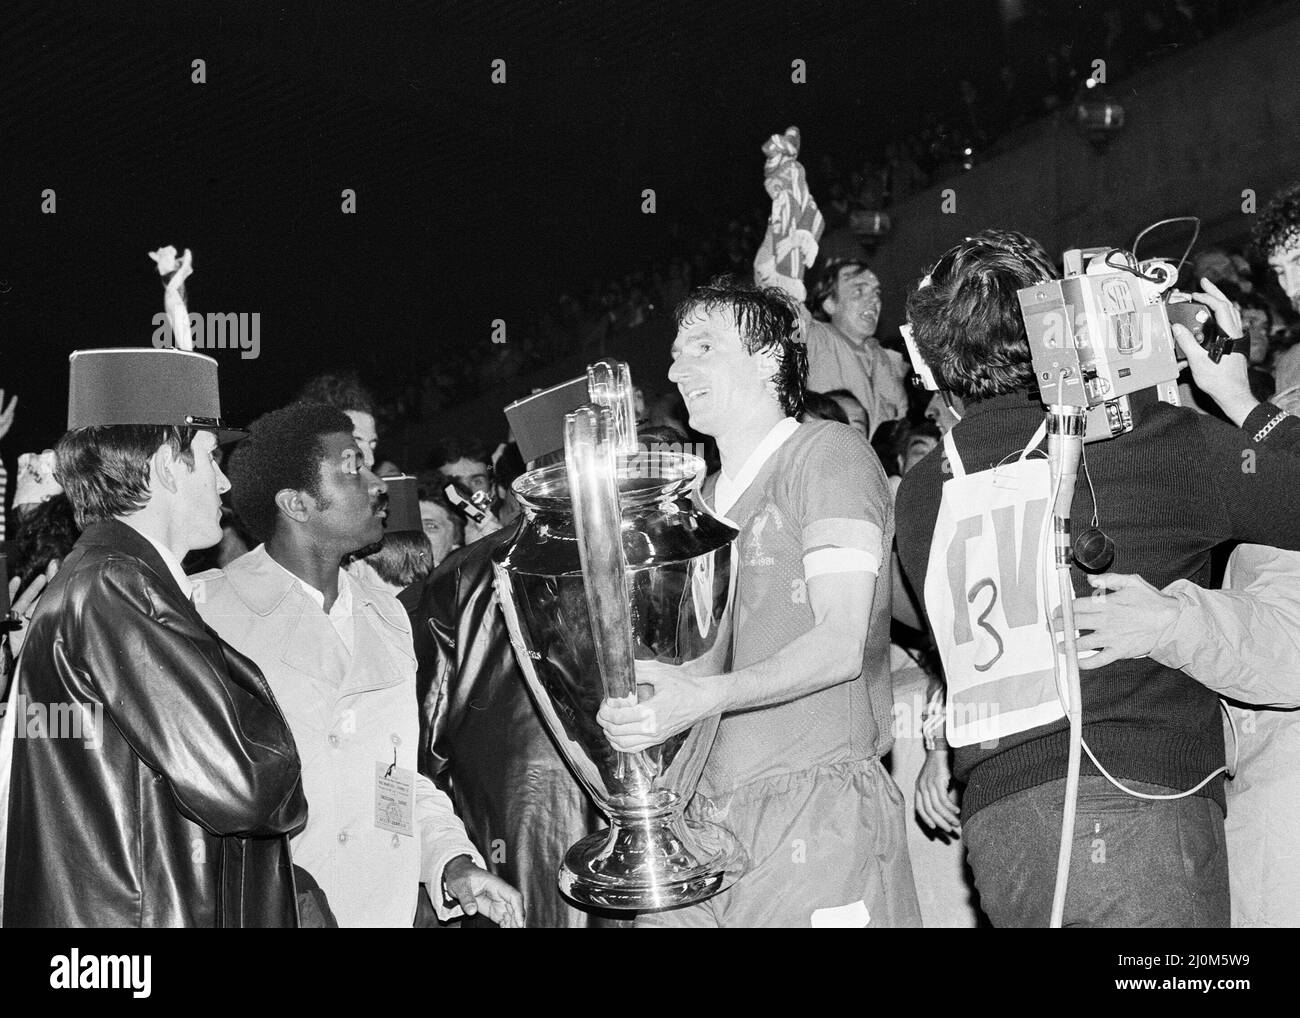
<box><xmin>586</xmin><ymin>359</ymin><xmax>638</xmax><ymax>456</ymax></box>
<box><xmin>564</xmin><ymin>404</ymin><xmax>655</xmax><ymax>793</ymax></box>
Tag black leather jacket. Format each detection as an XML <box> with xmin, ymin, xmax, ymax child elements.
<box><xmin>4</xmin><ymin>520</ymin><xmax>307</xmax><ymax>927</ymax></box>
<box><xmin>404</xmin><ymin>526</ymin><xmax>617</xmax><ymax>928</ymax></box>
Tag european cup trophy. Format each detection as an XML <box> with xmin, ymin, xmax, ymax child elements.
<box><xmin>493</xmin><ymin>361</ymin><xmax>746</xmax><ymax>911</ymax></box>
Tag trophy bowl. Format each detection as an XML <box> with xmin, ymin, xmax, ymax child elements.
<box><xmin>493</xmin><ymin>418</ymin><xmax>745</xmax><ymax>911</ymax></box>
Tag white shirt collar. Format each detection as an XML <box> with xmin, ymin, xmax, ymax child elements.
<box><xmin>136</xmin><ymin>529</ymin><xmax>194</xmax><ymax>598</ymax></box>
<box><xmin>714</xmin><ymin>417</ymin><xmax>800</xmax><ymax>518</ymax></box>
<box><xmin>263</xmin><ymin>548</ymin><xmax>352</xmax><ymax>618</ymax></box>
<box><xmin>306</xmin><ymin>569</ymin><xmax>354</xmax><ymax>621</ymax></box>
<box><xmin>262</xmin><ymin>549</ymin><xmax>356</xmax><ymax>654</ymax></box>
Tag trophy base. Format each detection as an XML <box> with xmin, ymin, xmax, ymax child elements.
<box><xmin>558</xmin><ymin>809</ymin><xmax>746</xmax><ymax>913</ymax></box>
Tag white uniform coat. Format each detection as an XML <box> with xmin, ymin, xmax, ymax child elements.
<box><xmin>194</xmin><ymin>545</ymin><xmax>483</xmax><ymax>927</ymax></box>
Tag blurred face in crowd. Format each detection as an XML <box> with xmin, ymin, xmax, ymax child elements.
<box><xmin>830</xmin><ymin>392</ymin><xmax>869</xmax><ymax>439</ymax></box>
<box><xmin>824</xmin><ymin>266</ymin><xmax>882</xmax><ymax>344</ymax></box>
<box><xmin>1231</xmin><ymin>254</ymin><xmax>1253</xmax><ymax>293</ymax></box>
<box><xmin>669</xmin><ymin>308</ymin><xmax>777</xmax><ymax>440</ymax></box>
<box><xmin>1193</xmin><ymin>251</ymin><xmax>1239</xmax><ymax>289</ymax></box>
<box><xmin>419</xmin><ymin>499</ymin><xmax>461</xmax><ymax>566</ymax></box>
<box><xmin>172</xmin><ymin>429</ymin><xmax>230</xmax><ymax>552</ymax></box>
<box><xmin>305</xmin><ymin>432</ymin><xmax>388</xmax><ymax>554</ymax></box>
<box><xmin>1267</xmin><ymin>240</ymin><xmax>1300</xmax><ymax>313</ymax></box>
<box><xmin>440</xmin><ymin>456</ymin><xmax>491</xmax><ymax>495</ymax></box>
<box><xmin>495</xmin><ymin>483</ymin><xmax>521</xmax><ymax>527</ymax></box>
<box><xmin>1240</xmin><ymin>306</ymin><xmax>1272</xmax><ymax>365</ymax></box>
<box><xmin>903</xmin><ymin>434</ymin><xmax>938</xmax><ymax>474</ymax></box>
<box><xmin>346</xmin><ymin>410</ymin><xmax>378</xmax><ymax>469</ymax></box>
<box><xmin>925</xmin><ymin>392</ymin><xmax>960</xmax><ymax>435</ymax></box>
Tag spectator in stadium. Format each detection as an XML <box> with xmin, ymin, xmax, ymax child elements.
<box><xmin>799</xmin><ymin>390</ymin><xmax>849</xmax><ymax>426</ymax></box>
<box><xmin>1256</xmin><ymin>183</ymin><xmax>1300</xmax><ymax>396</ymax></box>
<box><xmin>754</xmin><ymin>127</ymin><xmax>909</xmax><ymax>436</ymax></box>
<box><xmin>825</xmin><ymin>389</ymin><xmax>870</xmax><ymax>440</ymax></box>
<box><xmin>298</xmin><ymin>371</ymin><xmax>381</xmax><ymax>469</ymax></box>
<box><xmin>418</xmin><ymin>486</ymin><xmax>464</xmax><ymax>569</ymax></box>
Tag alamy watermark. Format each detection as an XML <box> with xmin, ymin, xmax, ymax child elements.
<box><xmin>623</xmin><ymin>441</ymin><xmax>710</xmax><ymax>479</ymax></box>
<box><xmin>893</xmin><ymin>690</ymin><xmax>1001</xmax><ymax>748</ymax></box>
<box><xmin>151</xmin><ymin>311</ymin><xmax>260</xmax><ymax>359</ymax></box>
<box><xmin>3</xmin><ymin>694</ymin><xmax>103</xmax><ymax>750</ymax></box>
<box><xmin>50</xmin><ymin>950</ymin><xmax>150</xmax><ymax>997</ymax></box>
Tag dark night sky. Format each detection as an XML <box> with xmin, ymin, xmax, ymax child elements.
<box><xmin>1</xmin><ymin>0</ymin><xmax>1003</xmax><ymax>460</ymax></box>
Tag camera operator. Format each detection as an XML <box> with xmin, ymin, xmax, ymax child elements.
<box><xmin>1061</xmin><ymin>191</ymin><xmax>1300</xmax><ymax>927</ymax></box>
<box><xmin>896</xmin><ymin>229</ymin><xmax>1300</xmax><ymax>928</ymax></box>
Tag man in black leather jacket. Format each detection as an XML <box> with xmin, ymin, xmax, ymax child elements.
<box><xmin>2</xmin><ymin>349</ymin><xmax>307</xmax><ymax>927</ymax></box>
<box><xmin>404</xmin><ymin>523</ymin><xmax>615</xmax><ymax>928</ymax></box>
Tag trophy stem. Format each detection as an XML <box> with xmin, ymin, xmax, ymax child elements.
<box><xmin>558</xmin><ymin>790</ymin><xmax>745</xmax><ymax>912</ymax></box>
<box><xmin>614</xmin><ymin>749</ymin><xmax>657</xmax><ymax>795</ymax></box>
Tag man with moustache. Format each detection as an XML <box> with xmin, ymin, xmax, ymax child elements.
<box><xmin>194</xmin><ymin>402</ymin><xmax>523</xmax><ymax>928</ymax></box>
<box><xmin>599</xmin><ymin>278</ymin><xmax>920</xmax><ymax>927</ymax></box>
<box><xmin>4</xmin><ymin>348</ymin><xmax>306</xmax><ymax>927</ymax></box>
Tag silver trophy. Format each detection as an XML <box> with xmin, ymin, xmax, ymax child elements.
<box><xmin>493</xmin><ymin>361</ymin><xmax>745</xmax><ymax>911</ymax></box>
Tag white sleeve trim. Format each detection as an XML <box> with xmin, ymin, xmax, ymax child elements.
<box><xmin>803</xmin><ymin>547</ymin><xmax>879</xmax><ymax>578</ymax></box>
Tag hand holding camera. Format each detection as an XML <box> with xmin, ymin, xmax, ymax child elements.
<box><xmin>1174</xmin><ymin>278</ymin><xmax>1256</xmax><ymax>426</ymax></box>
<box><xmin>1186</xmin><ymin>276</ymin><xmax>1244</xmax><ymax>342</ymax></box>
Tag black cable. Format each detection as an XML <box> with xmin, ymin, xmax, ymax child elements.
<box><xmin>1104</xmin><ymin>249</ymin><xmax>1164</xmax><ymax>283</ymax></box>
<box><xmin>1131</xmin><ymin>215</ymin><xmax>1202</xmax><ymax>278</ymax></box>
<box><xmin>1072</xmin><ymin>441</ymin><xmax>1115</xmax><ymax>573</ymax></box>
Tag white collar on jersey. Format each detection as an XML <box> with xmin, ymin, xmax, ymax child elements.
<box><xmin>714</xmin><ymin>417</ymin><xmax>800</xmax><ymax>520</ymax></box>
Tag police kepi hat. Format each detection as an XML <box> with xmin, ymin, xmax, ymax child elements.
<box><xmin>67</xmin><ymin>348</ymin><xmax>247</xmax><ymax>443</ymax></box>
<box><xmin>380</xmin><ymin>475</ymin><xmax>422</xmax><ymax>535</ymax></box>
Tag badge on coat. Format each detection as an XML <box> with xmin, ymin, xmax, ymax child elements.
<box><xmin>374</xmin><ymin>761</ymin><xmax>415</xmax><ymax>837</ymax></box>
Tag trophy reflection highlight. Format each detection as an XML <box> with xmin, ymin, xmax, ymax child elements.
<box><xmin>493</xmin><ymin>362</ymin><xmax>745</xmax><ymax>911</ymax></box>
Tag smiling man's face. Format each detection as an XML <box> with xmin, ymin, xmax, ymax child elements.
<box><xmin>668</xmin><ymin>308</ymin><xmax>775</xmax><ymax>439</ymax></box>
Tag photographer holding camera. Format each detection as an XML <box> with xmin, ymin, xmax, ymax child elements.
<box><xmin>896</xmin><ymin>229</ymin><xmax>1300</xmax><ymax>928</ymax></box>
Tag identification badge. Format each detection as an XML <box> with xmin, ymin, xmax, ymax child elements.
<box><xmin>374</xmin><ymin>761</ymin><xmax>414</xmax><ymax>837</ymax></box>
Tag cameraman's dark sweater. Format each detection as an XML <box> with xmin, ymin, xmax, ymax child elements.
<box><xmin>896</xmin><ymin>390</ymin><xmax>1300</xmax><ymax>819</ymax></box>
